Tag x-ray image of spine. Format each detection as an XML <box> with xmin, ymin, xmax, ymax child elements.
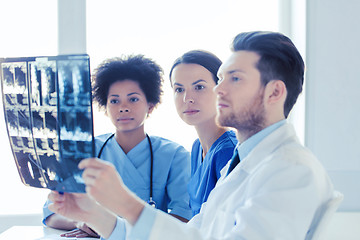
<box><xmin>13</xmin><ymin>150</ymin><xmax>45</xmax><ymax>188</ymax></box>
<box><xmin>15</xmin><ymin>65</ymin><xmax>27</xmax><ymax>92</ymax></box>
<box><xmin>5</xmin><ymin>94</ymin><xmax>16</xmax><ymax>106</ymax></box>
<box><xmin>31</xmin><ymin>110</ymin><xmax>46</xmax><ymax>138</ymax></box>
<box><xmin>58</xmin><ymin>59</ymin><xmax>91</xmax><ymax>107</ymax></box>
<box><xmin>2</xmin><ymin>63</ymin><xmax>30</xmax><ymax>138</ymax></box>
<box><xmin>59</xmin><ymin>110</ymin><xmax>92</xmax><ymax>141</ymax></box>
<box><xmin>2</xmin><ymin>66</ymin><xmax>14</xmax><ymax>86</ymax></box>
<box><xmin>1</xmin><ymin>61</ymin><xmax>42</xmax><ymax>188</ymax></box>
<box><xmin>44</xmin><ymin>111</ymin><xmax>57</xmax><ymax>138</ymax></box>
<box><xmin>30</xmin><ymin>62</ymin><xmax>57</xmax><ymax>107</ymax></box>
<box><xmin>72</xmin><ymin>60</ymin><xmax>91</xmax><ymax>106</ymax></box>
<box><xmin>77</xmin><ymin>111</ymin><xmax>92</xmax><ymax>134</ymax></box>
<box><xmin>30</xmin><ymin>65</ymin><xmax>42</xmax><ymax>106</ymax></box>
<box><xmin>5</xmin><ymin>109</ymin><xmax>20</xmax><ymax>135</ymax></box>
<box><xmin>58</xmin><ymin>62</ymin><xmax>74</xmax><ymax>106</ymax></box>
<box><xmin>44</xmin><ymin>66</ymin><xmax>56</xmax><ymax>105</ymax></box>
<box><xmin>1</xmin><ymin>55</ymin><xmax>94</xmax><ymax>193</ymax></box>
<box><xmin>59</xmin><ymin>110</ymin><xmax>76</xmax><ymax>138</ymax></box>
<box><xmin>8</xmin><ymin>109</ymin><xmax>32</xmax><ymax>138</ymax></box>
<box><xmin>2</xmin><ymin>63</ymin><xmax>27</xmax><ymax>94</ymax></box>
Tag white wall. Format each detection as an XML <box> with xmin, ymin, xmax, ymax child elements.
<box><xmin>306</xmin><ymin>0</ymin><xmax>360</xmax><ymax>211</ymax></box>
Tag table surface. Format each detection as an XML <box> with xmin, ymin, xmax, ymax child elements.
<box><xmin>0</xmin><ymin>226</ymin><xmax>99</xmax><ymax>240</ymax></box>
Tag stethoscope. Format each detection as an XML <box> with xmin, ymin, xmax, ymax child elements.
<box><xmin>97</xmin><ymin>133</ymin><xmax>156</xmax><ymax>208</ymax></box>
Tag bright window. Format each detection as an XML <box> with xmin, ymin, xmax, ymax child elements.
<box><xmin>0</xmin><ymin>0</ymin><xmax>57</xmax><ymax>215</ymax></box>
<box><xmin>87</xmin><ymin>0</ymin><xmax>281</xmax><ymax>150</ymax></box>
<box><xmin>0</xmin><ymin>0</ymin><xmax>281</xmax><ymax>215</ymax></box>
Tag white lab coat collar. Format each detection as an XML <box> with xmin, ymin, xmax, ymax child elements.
<box><xmin>219</xmin><ymin>122</ymin><xmax>299</xmax><ymax>182</ymax></box>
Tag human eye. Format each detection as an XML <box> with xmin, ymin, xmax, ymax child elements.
<box><xmin>195</xmin><ymin>84</ymin><xmax>205</xmax><ymax>91</ymax></box>
<box><xmin>231</xmin><ymin>75</ymin><xmax>241</xmax><ymax>82</ymax></box>
<box><xmin>174</xmin><ymin>87</ymin><xmax>184</xmax><ymax>93</ymax></box>
<box><xmin>129</xmin><ymin>97</ymin><xmax>139</xmax><ymax>102</ymax></box>
<box><xmin>109</xmin><ymin>98</ymin><xmax>119</xmax><ymax>104</ymax></box>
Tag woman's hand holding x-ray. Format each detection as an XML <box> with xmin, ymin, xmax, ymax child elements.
<box><xmin>48</xmin><ymin>191</ymin><xmax>96</xmax><ymax>224</ymax></box>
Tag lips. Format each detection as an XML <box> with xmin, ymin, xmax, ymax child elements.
<box><xmin>217</xmin><ymin>100</ymin><xmax>229</xmax><ymax>109</ymax></box>
<box><xmin>183</xmin><ymin>109</ymin><xmax>200</xmax><ymax>115</ymax></box>
<box><xmin>117</xmin><ymin>117</ymin><xmax>134</xmax><ymax>121</ymax></box>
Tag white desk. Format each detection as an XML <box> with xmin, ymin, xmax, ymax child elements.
<box><xmin>0</xmin><ymin>226</ymin><xmax>99</xmax><ymax>240</ymax></box>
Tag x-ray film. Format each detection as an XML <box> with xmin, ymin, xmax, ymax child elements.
<box><xmin>0</xmin><ymin>54</ymin><xmax>94</xmax><ymax>193</ymax></box>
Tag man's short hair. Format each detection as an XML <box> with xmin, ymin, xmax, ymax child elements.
<box><xmin>232</xmin><ymin>31</ymin><xmax>304</xmax><ymax>118</ymax></box>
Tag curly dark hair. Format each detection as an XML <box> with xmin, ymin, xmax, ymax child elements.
<box><xmin>92</xmin><ymin>55</ymin><xmax>164</xmax><ymax>110</ymax></box>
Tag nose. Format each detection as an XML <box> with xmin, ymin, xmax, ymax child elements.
<box><xmin>119</xmin><ymin>104</ymin><xmax>130</xmax><ymax>113</ymax></box>
<box><xmin>183</xmin><ymin>92</ymin><xmax>194</xmax><ymax>104</ymax></box>
<box><xmin>214</xmin><ymin>79</ymin><xmax>225</xmax><ymax>96</ymax></box>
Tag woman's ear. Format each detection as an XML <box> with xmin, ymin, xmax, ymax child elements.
<box><xmin>265</xmin><ymin>80</ymin><xmax>287</xmax><ymax>104</ymax></box>
<box><xmin>147</xmin><ymin>103</ymin><xmax>155</xmax><ymax>116</ymax></box>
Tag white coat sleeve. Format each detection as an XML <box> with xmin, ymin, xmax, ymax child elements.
<box><xmin>137</xmin><ymin>163</ymin><xmax>332</xmax><ymax>240</ymax></box>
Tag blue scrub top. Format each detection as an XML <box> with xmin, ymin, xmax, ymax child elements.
<box><xmin>188</xmin><ymin>130</ymin><xmax>237</xmax><ymax>216</ymax></box>
<box><xmin>43</xmin><ymin>134</ymin><xmax>192</xmax><ymax>223</ymax></box>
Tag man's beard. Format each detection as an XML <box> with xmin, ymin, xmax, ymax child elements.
<box><xmin>217</xmin><ymin>90</ymin><xmax>266</xmax><ymax>140</ymax></box>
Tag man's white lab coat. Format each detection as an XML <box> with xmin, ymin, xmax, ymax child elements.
<box><xmin>148</xmin><ymin>122</ymin><xmax>334</xmax><ymax>240</ymax></box>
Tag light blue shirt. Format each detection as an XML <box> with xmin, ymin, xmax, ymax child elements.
<box><xmin>95</xmin><ymin>134</ymin><xmax>191</xmax><ymax>219</ymax></box>
<box><xmin>237</xmin><ymin>119</ymin><xmax>286</xmax><ymax>160</ymax></box>
<box><xmin>106</xmin><ymin>120</ymin><xmax>286</xmax><ymax>240</ymax></box>
<box><xmin>43</xmin><ymin>134</ymin><xmax>192</xmax><ymax>232</ymax></box>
